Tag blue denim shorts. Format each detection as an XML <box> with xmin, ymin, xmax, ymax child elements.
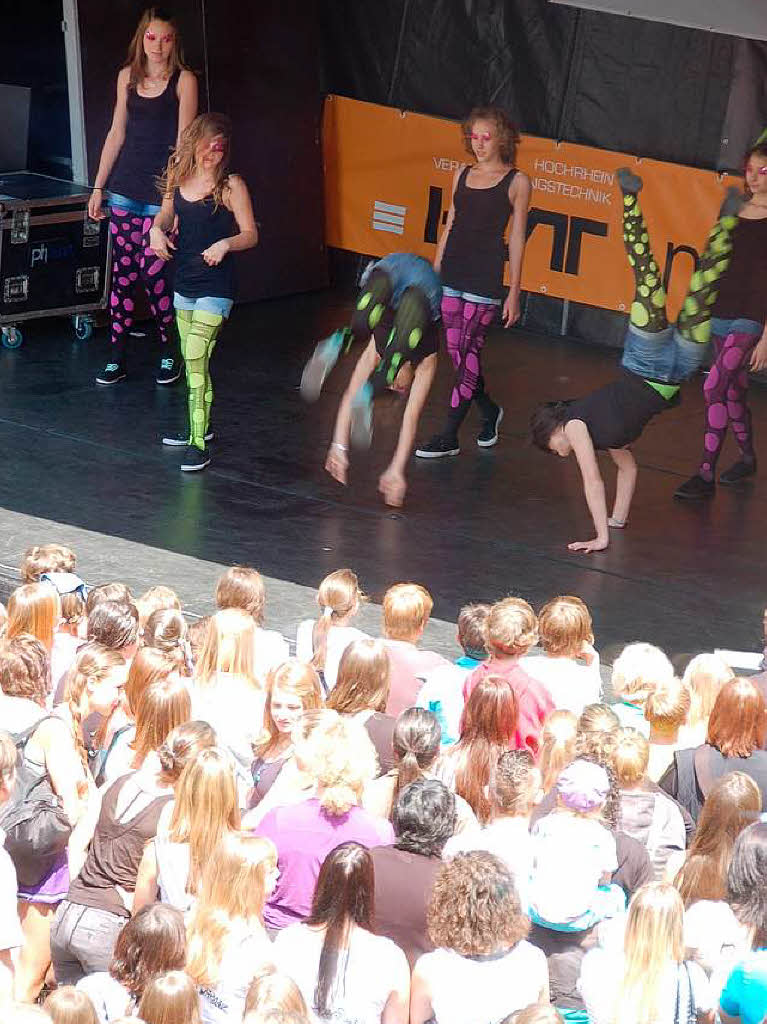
<box><xmin>620</xmin><ymin>324</ymin><xmax>709</xmax><ymax>383</ymax></box>
<box><xmin>362</xmin><ymin>254</ymin><xmax>443</xmax><ymax>320</ymax></box>
<box><xmin>442</xmin><ymin>285</ymin><xmax>501</xmax><ymax>306</ymax></box>
<box><xmin>710</xmin><ymin>317</ymin><xmax>763</xmax><ymax>338</ymax></box>
<box><xmin>106</xmin><ymin>192</ymin><xmax>160</xmax><ymax>217</ymax></box>
<box><xmin>174</xmin><ymin>293</ymin><xmax>233</xmax><ymax>318</ymax></box>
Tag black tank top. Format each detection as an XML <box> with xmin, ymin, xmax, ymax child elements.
<box><xmin>712</xmin><ymin>216</ymin><xmax>767</xmax><ymax>325</ymax></box>
<box><xmin>173</xmin><ymin>187</ymin><xmax>237</xmax><ymax>300</ymax></box>
<box><xmin>440</xmin><ymin>165</ymin><xmax>516</xmax><ymax>299</ymax></box>
<box><xmin>108</xmin><ymin>70</ymin><xmax>181</xmax><ymax>206</ymax></box>
<box><xmin>563</xmin><ymin>370</ymin><xmax>671</xmax><ymax>450</ymax></box>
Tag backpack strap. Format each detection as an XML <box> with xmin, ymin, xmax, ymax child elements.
<box><xmin>11</xmin><ymin>715</ymin><xmax>56</xmax><ymax>752</ymax></box>
<box><xmin>693</xmin><ymin>745</ymin><xmax>717</xmax><ymax>799</ymax></box>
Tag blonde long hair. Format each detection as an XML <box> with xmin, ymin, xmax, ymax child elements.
<box><xmin>683</xmin><ymin>653</ymin><xmax>734</xmax><ymax>729</ymax></box>
<box><xmin>67</xmin><ymin>643</ymin><xmax>126</xmax><ymax>778</ymax></box>
<box><xmin>194</xmin><ymin>608</ymin><xmax>258</xmax><ymax>687</ymax></box>
<box><xmin>168</xmin><ymin>747</ymin><xmax>240</xmax><ymax>895</ymax></box>
<box><xmin>159</xmin><ymin>113</ymin><xmax>232</xmax><ymax>208</ymax></box>
<box><xmin>7</xmin><ymin>582</ymin><xmax>60</xmax><ymax>653</ymax></box>
<box><xmin>613</xmin><ymin>883</ymin><xmax>685</xmax><ymax>1024</ymax></box>
<box><xmin>186</xmin><ymin>834</ymin><xmax>277</xmax><ymax>987</ymax></box>
<box><xmin>124</xmin><ymin>7</ymin><xmax>186</xmax><ymax>90</ymax></box>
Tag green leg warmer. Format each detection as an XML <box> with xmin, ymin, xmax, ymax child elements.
<box><xmin>179</xmin><ymin>309</ymin><xmax>223</xmax><ymax>450</ymax></box>
<box><xmin>676</xmin><ymin>211</ymin><xmax>740</xmax><ymax>345</ymax></box>
<box><xmin>620</xmin><ymin>191</ymin><xmax>668</xmax><ymax>332</ymax></box>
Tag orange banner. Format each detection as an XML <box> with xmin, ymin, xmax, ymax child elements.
<box><xmin>322</xmin><ymin>95</ymin><xmax>740</xmax><ymax>317</ymax></box>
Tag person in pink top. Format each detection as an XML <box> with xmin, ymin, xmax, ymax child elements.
<box><xmin>381</xmin><ymin>583</ymin><xmax>449</xmax><ymax>717</ymax></box>
<box><xmin>463</xmin><ymin>597</ymin><xmax>553</xmax><ymax>755</ymax></box>
<box><xmin>253</xmin><ymin>711</ymin><xmax>394</xmax><ymax>932</ymax></box>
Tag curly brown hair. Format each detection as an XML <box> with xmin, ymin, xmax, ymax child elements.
<box><xmin>427</xmin><ymin>851</ymin><xmax>529</xmax><ymax>955</ymax></box>
<box><xmin>461</xmin><ymin>107</ymin><xmax>520</xmax><ymax>166</ymax></box>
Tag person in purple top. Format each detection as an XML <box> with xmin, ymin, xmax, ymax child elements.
<box><xmin>253</xmin><ymin>711</ymin><xmax>394</xmax><ymax>932</ymax></box>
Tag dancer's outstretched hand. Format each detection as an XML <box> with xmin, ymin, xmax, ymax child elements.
<box><xmin>325</xmin><ymin>446</ymin><xmax>348</xmax><ymax>486</ymax></box>
<box><xmin>379</xmin><ymin>467</ymin><xmax>406</xmax><ymax>507</ymax></box>
<box><xmin>149</xmin><ymin>227</ymin><xmax>175</xmax><ymax>261</ymax></box>
<box><xmin>568</xmin><ymin>537</ymin><xmax>609</xmax><ymax>553</ymax></box>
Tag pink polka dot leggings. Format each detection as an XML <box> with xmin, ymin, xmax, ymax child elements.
<box><xmin>109</xmin><ymin>208</ymin><xmax>174</xmax><ymax>348</ymax></box>
<box><xmin>699</xmin><ymin>320</ymin><xmax>762</xmax><ymax>480</ymax></box>
<box><xmin>442</xmin><ymin>294</ymin><xmax>497</xmax><ymax>409</ymax></box>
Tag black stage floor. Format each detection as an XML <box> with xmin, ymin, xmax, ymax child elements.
<box><xmin>0</xmin><ymin>289</ymin><xmax>765</xmax><ymax>660</ymax></box>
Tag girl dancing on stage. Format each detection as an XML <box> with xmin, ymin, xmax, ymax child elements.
<box><xmin>150</xmin><ymin>113</ymin><xmax>257</xmax><ymax>471</ymax></box>
<box><xmin>301</xmin><ymin>253</ymin><xmax>441</xmax><ymax>507</ymax></box>
<box><xmin>530</xmin><ymin>168</ymin><xmax>741</xmax><ymax>553</ymax></box>
<box><xmin>416</xmin><ymin>106</ymin><xmax>530</xmax><ymax>459</ymax></box>
<box><xmin>89</xmin><ymin>6</ymin><xmax>197</xmax><ymax>386</ymax></box>
<box><xmin>675</xmin><ymin>132</ymin><xmax>767</xmax><ymax>499</ymax></box>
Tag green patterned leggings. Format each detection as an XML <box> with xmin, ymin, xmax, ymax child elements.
<box><xmin>176</xmin><ymin>308</ymin><xmax>224</xmax><ymax>451</ymax></box>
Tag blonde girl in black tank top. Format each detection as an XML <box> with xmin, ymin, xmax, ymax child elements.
<box><xmin>150</xmin><ymin>114</ymin><xmax>258</xmax><ymax>473</ymax></box>
<box><xmin>417</xmin><ymin>107</ymin><xmax>531</xmax><ymax>459</ymax></box>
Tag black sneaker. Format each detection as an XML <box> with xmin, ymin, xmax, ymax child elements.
<box><xmin>162</xmin><ymin>430</ymin><xmax>214</xmax><ymax>447</ymax></box>
<box><xmin>674</xmin><ymin>474</ymin><xmax>715</xmax><ymax>500</ymax></box>
<box><xmin>96</xmin><ymin>361</ymin><xmax>126</xmax><ymax>385</ymax></box>
<box><xmin>720</xmin><ymin>459</ymin><xmax>757</xmax><ymax>485</ymax></box>
<box><xmin>477</xmin><ymin>406</ymin><xmax>504</xmax><ymax>448</ymax></box>
<box><xmin>156</xmin><ymin>356</ymin><xmax>181</xmax><ymax>385</ymax></box>
<box><xmin>180</xmin><ymin>445</ymin><xmax>211</xmax><ymax>472</ymax></box>
<box><xmin>415</xmin><ymin>435</ymin><xmax>461</xmax><ymax>459</ymax></box>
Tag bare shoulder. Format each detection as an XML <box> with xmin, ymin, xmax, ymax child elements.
<box><xmin>178</xmin><ymin>68</ymin><xmax>197</xmax><ymax>89</ymax></box>
<box><xmin>511</xmin><ymin>169</ymin><xmax>531</xmax><ymax>196</ymax></box>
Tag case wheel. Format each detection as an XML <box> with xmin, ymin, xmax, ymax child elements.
<box><xmin>1</xmin><ymin>327</ymin><xmax>23</xmax><ymax>349</ymax></box>
<box><xmin>73</xmin><ymin>315</ymin><xmax>94</xmax><ymax>341</ymax></box>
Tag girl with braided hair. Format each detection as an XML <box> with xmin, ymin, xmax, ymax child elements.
<box><xmin>530</xmin><ymin>167</ymin><xmax>742</xmax><ymax>552</ymax></box>
<box><xmin>14</xmin><ymin>644</ymin><xmax>126</xmax><ymax>1002</ymax></box>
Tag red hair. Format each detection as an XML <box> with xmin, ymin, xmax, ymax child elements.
<box><xmin>707</xmin><ymin>677</ymin><xmax>766</xmax><ymax>758</ymax></box>
<box><xmin>454</xmin><ymin>676</ymin><xmax>518</xmax><ymax>823</ymax></box>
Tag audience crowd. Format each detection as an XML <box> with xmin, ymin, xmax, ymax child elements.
<box><xmin>1</xmin><ymin>542</ymin><xmax>767</xmax><ymax>1024</ymax></box>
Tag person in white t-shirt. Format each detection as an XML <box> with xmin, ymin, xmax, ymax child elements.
<box><xmin>411</xmin><ymin>850</ymin><xmax>548</xmax><ymax>1024</ymax></box>
<box><xmin>0</xmin><ymin>730</ymin><xmax>24</xmax><ymax>1002</ymax></box>
<box><xmin>529</xmin><ymin>759</ymin><xmax>625</xmax><ymax>931</ymax></box>
<box><xmin>442</xmin><ymin>749</ymin><xmax>540</xmax><ymax>907</ymax></box>
<box><xmin>214</xmin><ymin>566</ymin><xmax>289</xmax><ymax>681</ymax></box>
<box><xmin>186</xmin><ymin>833</ymin><xmax>279</xmax><ymax>1024</ymax></box>
<box><xmin>578</xmin><ymin>883</ymin><xmax>712</xmax><ymax>1024</ymax></box>
<box><xmin>521</xmin><ymin>597</ymin><xmax>602</xmax><ymax>714</ymax></box>
<box><xmin>296</xmin><ymin>569</ymin><xmax>367</xmax><ymax>693</ymax></box>
<box><xmin>273</xmin><ymin>842</ymin><xmax>409</xmax><ymax>1023</ymax></box>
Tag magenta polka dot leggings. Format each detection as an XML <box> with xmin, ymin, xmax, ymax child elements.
<box><xmin>108</xmin><ymin>208</ymin><xmax>173</xmax><ymax>348</ymax></box>
<box><xmin>442</xmin><ymin>294</ymin><xmax>497</xmax><ymax>408</ymax></box>
<box><xmin>698</xmin><ymin>321</ymin><xmax>762</xmax><ymax>479</ymax></box>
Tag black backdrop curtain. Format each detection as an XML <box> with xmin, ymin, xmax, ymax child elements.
<box><xmin>319</xmin><ymin>0</ymin><xmax>764</xmax><ymax>173</ymax></box>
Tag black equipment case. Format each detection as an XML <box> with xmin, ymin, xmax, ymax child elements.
<box><xmin>0</xmin><ymin>172</ymin><xmax>110</xmax><ymax>348</ymax></box>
